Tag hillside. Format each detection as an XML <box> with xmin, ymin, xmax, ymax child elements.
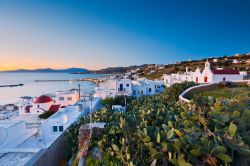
<box><xmin>88</xmin><ymin>53</ymin><xmax>250</xmax><ymax>79</ymax></box>
<box><xmin>133</xmin><ymin>53</ymin><xmax>250</xmax><ymax>80</ymax></box>
<box><xmin>89</xmin><ymin>64</ymin><xmax>153</xmax><ymax>74</ymax></box>
<box><xmin>1</xmin><ymin>68</ymin><xmax>89</xmax><ymax>73</ymax></box>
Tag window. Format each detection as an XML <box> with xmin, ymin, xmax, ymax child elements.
<box><xmin>59</xmin><ymin>126</ymin><xmax>64</xmax><ymax>132</ymax></box>
<box><xmin>67</xmin><ymin>97</ymin><xmax>72</xmax><ymax>101</ymax></box>
<box><xmin>223</xmin><ymin>77</ymin><xmax>226</xmax><ymax>81</ymax></box>
<box><xmin>204</xmin><ymin>76</ymin><xmax>208</xmax><ymax>83</ymax></box>
<box><xmin>53</xmin><ymin>126</ymin><xmax>58</xmax><ymax>132</ymax></box>
<box><xmin>59</xmin><ymin>97</ymin><xmax>64</xmax><ymax>101</ymax></box>
<box><xmin>37</xmin><ymin>105</ymin><xmax>40</xmax><ymax>108</ymax></box>
<box><xmin>126</xmin><ymin>84</ymin><xmax>129</xmax><ymax>87</ymax></box>
<box><xmin>149</xmin><ymin>88</ymin><xmax>152</xmax><ymax>92</ymax></box>
<box><xmin>138</xmin><ymin>90</ymin><xmax>143</xmax><ymax>94</ymax></box>
<box><xmin>133</xmin><ymin>90</ymin><xmax>136</xmax><ymax>95</ymax></box>
<box><xmin>196</xmin><ymin>77</ymin><xmax>198</xmax><ymax>83</ymax></box>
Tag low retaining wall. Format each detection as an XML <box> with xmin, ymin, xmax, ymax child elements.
<box><xmin>25</xmin><ymin>131</ymin><xmax>68</xmax><ymax>166</ymax></box>
<box><xmin>179</xmin><ymin>83</ymin><xmax>216</xmax><ymax>103</ymax></box>
<box><xmin>179</xmin><ymin>80</ymin><xmax>250</xmax><ymax>103</ymax></box>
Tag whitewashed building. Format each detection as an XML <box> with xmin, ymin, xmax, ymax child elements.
<box><xmin>94</xmin><ymin>79</ymin><xmax>164</xmax><ymax>98</ymax></box>
<box><xmin>94</xmin><ymin>79</ymin><xmax>132</xmax><ymax>98</ymax></box>
<box><xmin>163</xmin><ymin>60</ymin><xmax>244</xmax><ymax>87</ymax></box>
<box><xmin>131</xmin><ymin>79</ymin><xmax>164</xmax><ymax>97</ymax></box>
<box><xmin>18</xmin><ymin>90</ymin><xmax>80</xmax><ymax>115</ymax></box>
<box><xmin>54</xmin><ymin>90</ymin><xmax>79</xmax><ymax>107</ymax></box>
<box><xmin>40</xmin><ymin>97</ymin><xmax>101</xmax><ymax>145</ymax></box>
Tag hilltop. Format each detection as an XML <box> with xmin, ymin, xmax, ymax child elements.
<box><xmin>125</xmin><ymin>53</ymin><xmax>250</xmax><ymax>80</ymax></box>
<box><xmin>1</xmin><ymin>68</ymin><xmax>89</xmax><ymax>73</ymax></box>
<box><xmin>89</xmin><ymin>53</ymin><xmax>250</xmax><ymax>79</ymax></box>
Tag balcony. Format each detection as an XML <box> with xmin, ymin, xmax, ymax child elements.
<box><xmin>118</xmin><ymin>88</ymin><xmax>125</xmax><ymax>92</ymax></box>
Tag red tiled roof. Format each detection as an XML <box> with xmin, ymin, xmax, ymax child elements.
<box><xmin>212</xmin><ymin>69</ymin><xmax>240</xmax><ymax>75</ymax></box>
<box><xmin>48</xmin><ymin>104</ymin><xmax>61</xmax><ymax>112</ymax></box>
<box><xmin>34</xmin><ymin>95</ymin><xmax>53</xmax><ymax>103</ymax></box>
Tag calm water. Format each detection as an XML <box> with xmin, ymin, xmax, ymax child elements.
<box><xmin>0</xmin><ymin>73</ymin><xmax>104</xmax><ymax>105</ymax></box>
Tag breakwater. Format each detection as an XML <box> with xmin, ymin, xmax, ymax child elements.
<box><xmin>0</xmin><ymin>83</ymin><xmax>24</xmax><ymax>88</ymax></box>
<box><xmin>34</xmin><ymin>78</ymin><xmax>106</xmax><ymax>85</ymax></box>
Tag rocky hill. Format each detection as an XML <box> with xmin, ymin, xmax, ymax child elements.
<box><xmin>132</xmin><ymin>53</ymin><xmax>250</xmax><ymax>79</ymax></box>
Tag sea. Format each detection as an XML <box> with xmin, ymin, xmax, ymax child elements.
<box><xmin>0</xmin><ymin>72</ymin><xmax>105</xmax><ymax>105</ymax></box>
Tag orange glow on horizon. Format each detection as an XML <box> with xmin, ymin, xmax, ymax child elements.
<box><xmin>0</xmin><ymin>63</ymin><xmax>104</xmax><ymax>71</ymax></box>
<box><xmin>1</xmin><ymin>55</ymin><xmax>114</xmax><ymax>71</ymax></box>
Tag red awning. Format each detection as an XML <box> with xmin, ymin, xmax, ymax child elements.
<box><xmin>48</xmin><ymin>104</ymin><xmax>61</xmax><ymax>112</ymax></box>
<box><xmin>212</xmin><ymin>69</ymin><xmax>240</xmax><ymax>75</ymax></box>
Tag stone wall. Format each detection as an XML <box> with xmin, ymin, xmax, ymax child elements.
<box><xmin>179</xmin><ymin>83</ymin><xmax>216</xmax><ymax>103</ymax></box>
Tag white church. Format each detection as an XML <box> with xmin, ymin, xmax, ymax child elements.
<box><xmin>163</xmin><ymin>60</ymin><xmax>244</xmax><ymax>87</ymax></box>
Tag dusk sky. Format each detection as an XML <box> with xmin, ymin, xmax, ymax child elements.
<box><xmin>0</xmin><ymin>0</ymin><xmax>250</xmax><ymax>70</ymax></box>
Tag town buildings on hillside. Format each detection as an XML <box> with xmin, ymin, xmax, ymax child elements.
<box><xmin>163</xmin><ymin>60</ymin><xmax>244</xmax><ymax>87</ymax></box>
<box><xmin>0</xmin><ymin>90</ymin><xmax>101</xmax><ymax>165</ymax></box>
<box><xmin>94</xmin><ymin>78</ymin><xmax>164</xmax><ymax>98</ymax></box>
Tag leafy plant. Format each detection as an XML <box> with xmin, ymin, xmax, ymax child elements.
<box><xmin>38</xmin><ymin>110</ymin><xmax>55</xmax><ymax>119</ymax></box>
<box><xmin>66</xmin><ymin>82</ymin><xmax>250</xmax><ymax>165</ymax></box>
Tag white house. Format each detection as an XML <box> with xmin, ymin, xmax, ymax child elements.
<box><xmin>94</xmin><ymin>79</ymin><xmax>132</xmax><ymax>98</ymax></box>
<box><xmin>232</xmin><ymin>59</ymin><xmax>240</xmax><ymax>64</ymax></box>
<box><xmin>132</xmin><ymin>79</ymin><xmax>164</xmax><ymax>97</ymax></box>
<box><xmin>163</xmin><ymin>60</ymin><xmax>243</xmax><ymax>87</ymax></box>
<box><xmin>163</xmin><ymin>67</ymin><xmax>193</xmax><ymax>87</ymax></box>
<box><xmin>54</xmin><ymin>90</ymin><xmax>79</xmax><ymax>107</ymax></box>
<box><xmin>18</xmin><ymin>90</ymin><xmax>80</xmax><ymax>115</ymax></box>
<box><xmin>94</xmin><ymin>79</ymin><xmax>164</xmax><ymax>98</ymax></box>
<box><xmin>40</xmin><ymin>97</ymin><xmax>101</xmax><ymax>146</ymax></box>
<box><xmin>112</xmin><ymin>105</ymin><xmax>126</xmax><ymax>112</ymax></box>
<box><xmin>213</xmin><ymin>58</ymin><xmax>218</xmax><ymax>63</ymax></box>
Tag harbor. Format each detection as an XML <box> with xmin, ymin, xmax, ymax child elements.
<box><xmin>34</xmin><ymin>77</ymin><xmax>109</xmax><ymax>85</ymax></box>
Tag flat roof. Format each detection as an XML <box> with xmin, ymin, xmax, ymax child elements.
<box><xmin>0</xmin><ymin>121</ymin><xmax>23</xmax><ymax>128</ymax></box>
<box><xmin>0</xmin><ymin>152</ymin><xmax>35</xmax><ymax>166</ymax></box>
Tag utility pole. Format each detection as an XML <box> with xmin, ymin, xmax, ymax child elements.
<box><xmin>78</xmin><ymin>84</ymin><xmax>81</xmax><ymax>101</ymax></box>
<box><xmin>124</xmin><ymin>95</ymin><xmax>127</xmax><ymax>111</ymax></box>
<box><xmin>89</xmin><ymin>93</ymin><xmax>93</xmax><ymax>138</ymax></box>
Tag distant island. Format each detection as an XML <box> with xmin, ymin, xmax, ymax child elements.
<box><xmin>1</xmin><ymin>68</ymin><xmax>90</xmax><ymax>74</ymax></box>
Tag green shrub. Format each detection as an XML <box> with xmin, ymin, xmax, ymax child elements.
<box><xmin>38</xmin><ymin>111</ymin><xmax>55</xmax><ymax>119</ymax></box>
<box><xmin>66</xmin><ymin>82</ymin><xmax>250</xmax><ymax>165</ymax></box>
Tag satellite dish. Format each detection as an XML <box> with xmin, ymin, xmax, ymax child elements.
<box><xmin>60</xmin><ymin>114</ymin><xmax>68</xmax><ymax>125</ymax></box>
